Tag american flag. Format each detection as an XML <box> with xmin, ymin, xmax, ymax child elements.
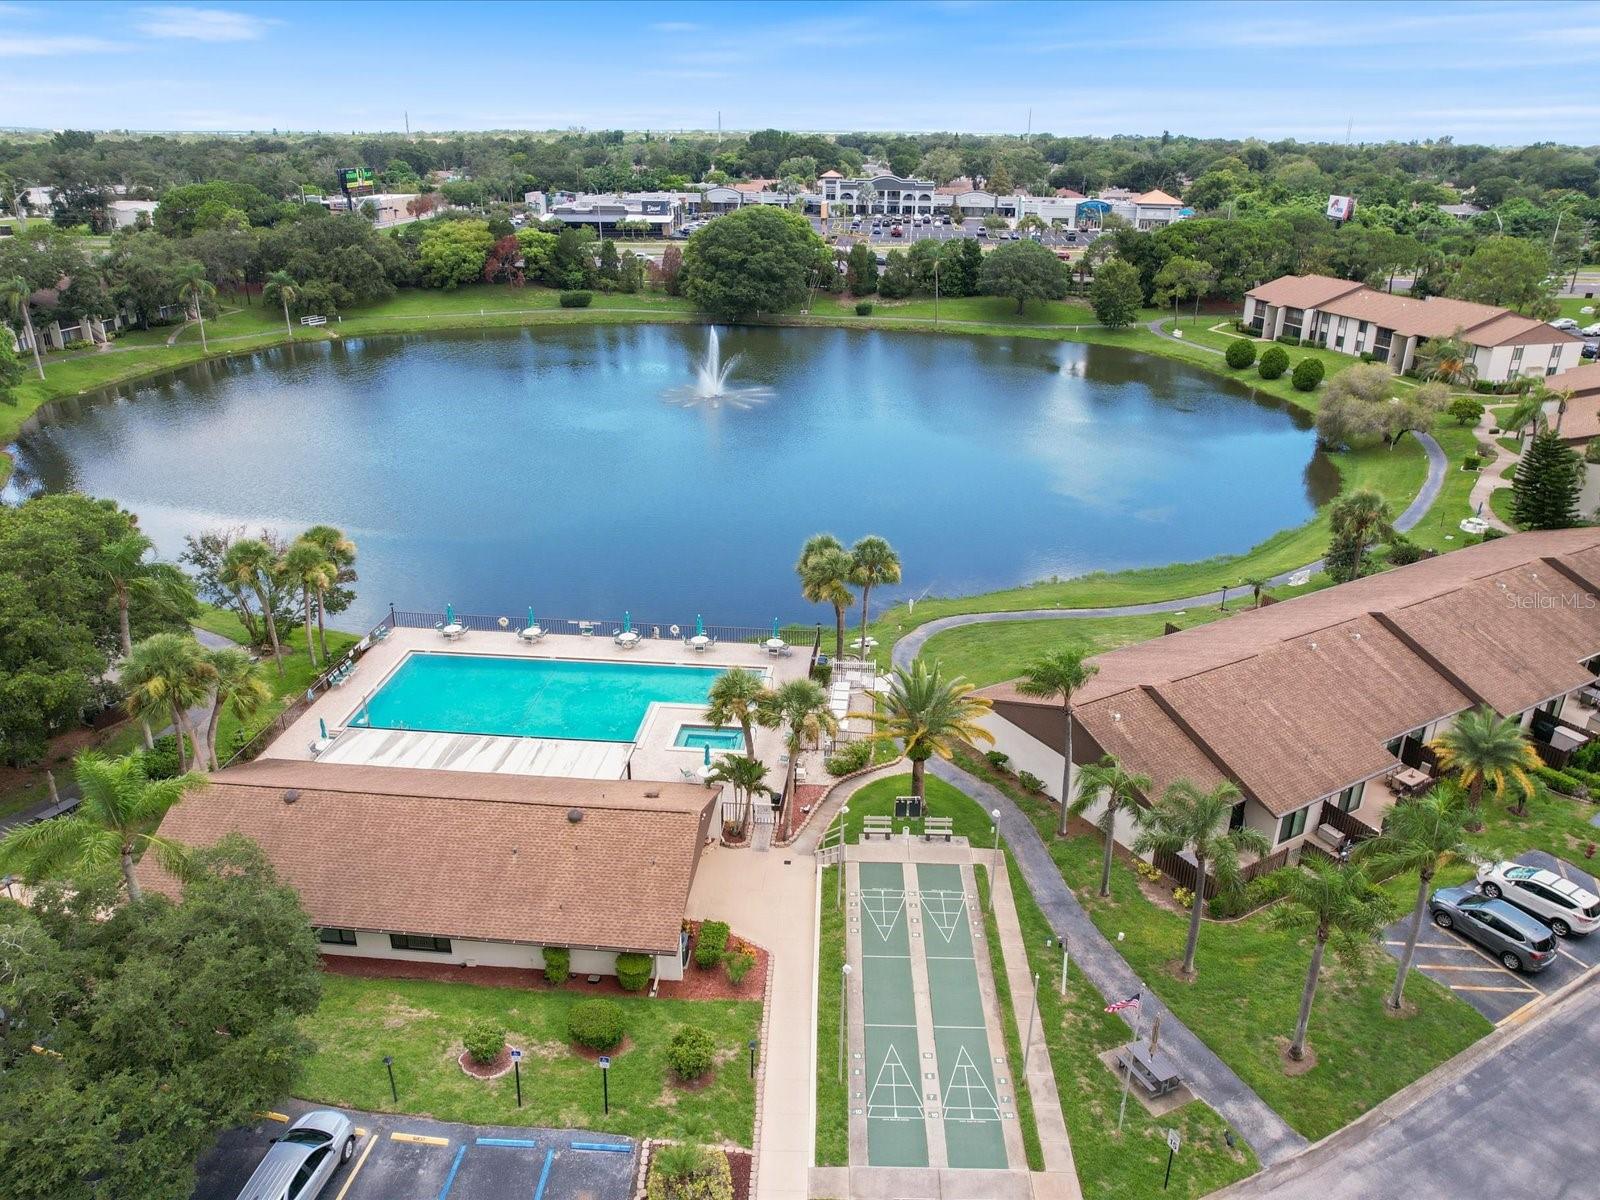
<box><xmin>1104</xmin><ymin>992</ymin><xmax>1141</xmax><ymax>1014</ymax></box>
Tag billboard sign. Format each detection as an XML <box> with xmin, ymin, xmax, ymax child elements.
<box><xmin>1326</xmin><ymin>194</ymin><xmax>1356</xmax><ymax>222</ymax></box>
<box><xmin>339</xmin><ymin>167</ymin><xmax>376</xmax><ymax>196</ymax></box>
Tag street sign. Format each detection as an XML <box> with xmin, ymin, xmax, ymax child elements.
<box><xmin>510</xmin><ymin>1049</ymin><xmax>523</xmax><ymax>1062</ymax></box>
<box><xmin>1166</xmin><ymin>1128</ymin><xmax>1182</xmax><ymax>1153</ymax></box>
<box><xmin>598</xmin><ymin>1055</ymin><xmax>611</xmax><ymax>1070</ymax></box>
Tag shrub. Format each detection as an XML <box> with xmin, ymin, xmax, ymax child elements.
<box><xmin>1449</xmin><ymin>395</ymin><xmax>1485</xmax><ymax>426</ymax></box>
<box><xmin>646</xmin><ymin>1145</ymin><xmax>733</xmax><ymax>1200</ymax></box>
<box><xmin>1535</xmin><ymin>765</ymin><xmax>1584</xmax><ymax>797</ymax></box>
<box><xmin>542</xmin><ymin>945</ymin><xmax>570</xmax><ymax>985</ymax></box>
<box><xmin>1173</xmin><ymin>886</ymin><xmax>1195</xmax><ymax>909</ymax></box>
<box><xmin>1359</xmin><ymin>351</ymin><xmax>1379</xmax><ymax>363</ymax></box>
<box><xmin>825</xmin><ymin>739</ymin><xmax>871</xmax><ymax>776</ymax></box>
<box><xmin>1224</xmin><ymin>338</ymin><xmax>1256</xmax><ymax>369</ymax></box>
<box><xmin>1462</xmin><ymin>455</ymin><xmax>1483</xmax><ymax>471</ymax></box>
<box><xmin>1387</xmin><ymin>538</ymin><xmax>1425</xmax><ymax>565</ymax></box>
<box><xmin>984</xmin><ymin>749</ymin><xmax>1011</xmax><ymax>771</ymax></box>
<box><xmin>665</xmin><ymin>1025</ymin><xmax>717</xmax><ymax>1081</ymax></box>
<box><xmin>1210</xmin><ymin>866</ymin><xmax>1296</xmax><ymax>919</ymax></box>
<box><xmin>615</xmin><ymin>951</ymin><xmax>653</xmax><ymax>992</ymax></box>
<box><xmin>1586</xmin><ymin>440</ymin><xmax>1600</xmax><ymax>465</ymax></box>
<box><xmin>811</xmin><ymin>660</ymin><xmax>833</xmax><ymax>687</ymax></box>
<box><xmin>855</xmin><ymin>301</ymin><xmax>873</xmax><ymax>316</ymax></box>
<box><xmin>568</xmin><ymin>998</ymin><xmax>625</xmax><ymax>1050</ymax></box>
<box><xmin>724</xmin><ymin>949</ymin><xmax>756</xmax><ymax>987</ymax></box>
<box><xmin>141</xmin><ymin>734</ymin><xmax>181</xmax><ymax>780</ymax></box>
<box><xmin>1571</xmin><ymin>740</ymin><xmax>1600</xmax><ymax>773</ymax></box>
<box><xmin>464</xmin><ymin>1020</ymin><xmax>505</xmax><ymax>1066</ymax></box>
<box><xmin>1257</xmin><ymin>345</ymin><xmax>1289</xmax><ymax>379</ymax></box>
<box><xmin>1134</xmin><ymin>860</ymin><xmax>1164</xmax><ymax>884</ymax></box>
<box><xmin>694</xmin><ymin>920</ymin><xmax>730</xmax><ymax>968</ymax></box>
<box><xmin>1016</xmin><ymin>770</ymin><xmax>1045</xmax><ymax>792</ymax></box>
<box><xmin>1291</xmin><ymin>357</ymin><xmax>1324</xmax><ymax>391</ymax></box>
<box><xmin>1274</xmin><ymin>334</ymin><xmax>1302</xmax><ymax>346</ymax></box>
<box><xmin>558</xmin><ymin>290</ymin><xmax>593</xmax><ymax>308</ymax></box>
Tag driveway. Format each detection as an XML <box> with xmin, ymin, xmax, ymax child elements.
<box><xmin>190</xmin><ymin>1098</ymin><xmax>636</xmax><ymax>1200</ymax></box>
<box><xmin>1383</xmin><ymin>850</ymin><xmax>1600</xmax><ymax>1025</ymax></box>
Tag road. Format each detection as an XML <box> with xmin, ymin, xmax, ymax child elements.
<box><xmin>1211</xmin><ymin>976</ymin><xmax>1600</xmax><ymax>1199</ymax></box>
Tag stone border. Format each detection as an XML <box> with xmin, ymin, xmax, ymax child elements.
<box><xmin>746</xmin><ymin>932</ymin><xmax>777</xmax><ymax>1200</ymax></box>
<box><xmin>774</xmin><ymin>752</ymin><xmax>906</xmax><ymax>847</ymax></box>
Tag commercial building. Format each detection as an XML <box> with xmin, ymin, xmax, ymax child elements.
<box><xmin>1243</xmin><ymin>274</ymin><xmax>1584</xmax><ymax>383</ymax></box>
<box><xmin>974</xmin><ymin>530</ymin><xmax>1600</xmax><ymax>870</ymax></box>
<box><xmin>544</xmin><ymin>192</ymin><xmax>683</xmax><ymax>234</ymax></box>
<box><xmin>818</xmin><ymin>172</ymin><xmax>940</xmax><ymax>217</ymax></box>
<box><xmin>106</xmin><ymin>199</ymin><xmax>159</xmax><ymax>228</ymax></box>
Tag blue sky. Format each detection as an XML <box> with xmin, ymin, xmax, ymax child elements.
<box><xmin>4</xmin><ymin>0</ymin><xmax>1599</xmax><ymax>144</ymax></box>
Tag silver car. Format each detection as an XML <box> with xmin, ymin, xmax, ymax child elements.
<box><xmin>1430</xmin><ymin>885</ymin><xmax>1557</xmax><ymax>973</ymax></box>
<box><xmin>234</xmin><ymin>1110</ymin><xmax>357</xmax><ymax>1200</ymax></box>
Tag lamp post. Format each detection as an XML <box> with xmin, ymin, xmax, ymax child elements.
<box><xmin>838</xmin><ymin>963</ymin><xmax>852</xmax><ymax>1080</ymax></box>
<box><xmin>748</xmin><ymin>1038</ymin><xmax>758</xmax><ymax>1079</ymax></box>
<box><xmin>836</xmin><ymin>804</ymin><xmax>850</xmax><ymax>908</ymax></box>
<box><xmin>383</xmin><ymin>1054</ymin><xmax>397</xmax><ymax>1103</ymax></box>
<box><xmin>932</xmin><ymin>256</ymin><xmax>940</xmax><ymax>327</ymax></box>
<box><xmin>1021</xmin><ymin>971</ymin><xmax>1040</xmax><ymax>1075</ymax></box>
<box><xmin>987</xmin><ymin>809</ymin><xmax>1002</xmax><ymax>911</ymax></box>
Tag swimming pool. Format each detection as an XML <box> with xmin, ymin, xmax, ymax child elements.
<box><xmin>350</xmin><ymin>654</ymin><xmax>726</xmax><ymax>742</ymax></box>
<box><xmin>673</xmin><ymin>724</ymin><xmax>746</xmax><ymax>751</ymax></box>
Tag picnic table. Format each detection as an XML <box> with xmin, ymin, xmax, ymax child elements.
<box><xmin>1118</xmin><ymin>1040</ymin><xmax>1181</xmax><ymax>1097</ymax></box>
<box><xmin>1391</xmin><ymin>766</ymin><xmax>1432</xmax><ymax>795</ymax></box>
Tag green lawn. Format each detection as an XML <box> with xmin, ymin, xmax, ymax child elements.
<box><xmin>828</xmin><ymin>773</ymin><xmax>1255</xmax><ymax>1196</ymax></box>
<box><xmin>952</xmin><ymin>752</ymin><xmax>1491</xmax><ymax>1142</ymax></box>
<box><xmin>299</xmin><ymin>974</ymin><xmax>760</xmax><ymax>1144</ymax></box>
<box><xmin>815</xmin><ymin>863</ymin><xmax>849</xmax><ymax>1166</ymax></box>
<box><xmin>974</xmin><ymin>864</ymin><xmax>1044</xmax><ymax>1171</ymax></box>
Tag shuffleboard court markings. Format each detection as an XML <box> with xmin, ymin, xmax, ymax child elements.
<box><xmin>920</xmin><ymin>888</ymin><xmax>969</xmax><ymax>944</ymax></box>
<box><xmin>865</xmin><ymin>1044</ymin><xmax>924</xmax><ymax>1121</ymax></box>
<box><xmin>941</xmin><ymin>1045</ymin><xmax>1002</xmax><ymax>1124</ymax></box>
<box><xmin>859</xmin><ymin>888</ymin><xmax>907</xmax><ymax>943</ymax></box>
<box><xmin>856</xmin><ymin>861</ymin><xmax>930</xmax><ymax>1169</ymax></box>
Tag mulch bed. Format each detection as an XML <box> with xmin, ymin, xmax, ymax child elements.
<box><xmin>727</xmin><ymin>1149</ymin><xmax>752</xmax><ymax>1200</ymax></box>
<box><xmin>458</xmin><ymin>1045</ymin><xmax>519</xmax><ymax>1079</ymax></box>
<box><xmin>662</xmin><ymin>944</ymin><xmax>769</xmax><ymax>1001</ymax></box>
<box><xmin>568</xmin><ymin>1035</ymin><xmax>634</xmax><ymax>1062</ymax></box>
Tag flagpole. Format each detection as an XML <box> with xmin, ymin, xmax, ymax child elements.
<box><xmin>1117</xmin><ymin>1001</ymin><xmax>1141</xmax><ymax>1131</ymax></box>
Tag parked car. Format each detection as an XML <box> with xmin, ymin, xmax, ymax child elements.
<box><xmin>1477</xmin><ymin>861</ymin><xmax>1600</xmax><ymax>936</ymax></box>
<box><xmin>1583</xmin><ymin>342</ymin><xmax>1598</xmax><ymax>360</ymax></box>
<box><xmin>1581</xmin><ymin>321</ymin><xmax>1600</xmax><ymax>337</ymax></box>
<box><xmin>890</xmin><ymin>225</ymin><xmax>903</xmax><ymax>237</ymax></box>
<box><xmin>975</xmin><ymin>227</ymin><xmax>988</xmax><ymax>238</ymax></box>
<box><xmin>1551</xmin><ymin>317</ymin><xmax>1581</xmax><ymax>332</ymax></box>
<box><xmin>232</xmin><ymin>1110</ymin><xmax>356</xmax><ymax>1200</ymax></box>
<box><xmin>1430</xmin><ymin>885</ymin><xmax>1558</xmax><ymax>972</ymax></box>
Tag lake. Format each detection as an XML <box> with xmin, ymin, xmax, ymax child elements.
<box><xmin>4</xmin><ymin>324</ymin><xmax>1335</xmax><ymax>631</ymax></box>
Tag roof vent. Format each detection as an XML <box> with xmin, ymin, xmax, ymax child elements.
<box><xmin>644</xmin><ymin>790</ymin><xmax>660</xmax><ymax>798</ymax></box>
<box><xmin>283</xmin><ymin>789</ymin><xmax>300</xmax><ymax>805</ymax></box>
<box><xmin>567</xmin><ymin>808</ymin><xmax>584</xmax><ymax>823</ymax></box>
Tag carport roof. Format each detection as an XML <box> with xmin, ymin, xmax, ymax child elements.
<box><xmin>136</xmin><ymin>760</ymin><xmax>714</xmax><ymax>955</ymax></box>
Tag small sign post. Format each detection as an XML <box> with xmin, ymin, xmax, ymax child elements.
<box><xmin>598</xmin><ymin>1055</ymin><xmax>611</xmax><ymax>1115</ymax></box>
<box><xmin>1164</xmin><ymin>1128</ymin><xmax>1182</xmax><ymax>1190</ymax></box>
<box><xmin>383</xmin><ymin>1054</ymin><xmax>397</xmax><ymax>1103</ymax></box>
<box><xmin>511</xmin><ymin>1048</ymin><xmax>523</xmax><ymax>1108</ymax></box>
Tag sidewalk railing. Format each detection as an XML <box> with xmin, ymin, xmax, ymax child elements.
<box><xmin>390</xmin><ymin>606</ymin><xmax>820</xmax><ymax>649</ymax></box>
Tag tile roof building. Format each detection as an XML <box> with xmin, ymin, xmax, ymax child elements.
<box><xmin>974</xmin><ymin>530</ymin><xmax>1600</xmax><ymax>862</ymax></box>
<box><xmin>1547</xmin><ymin>362</ymin><xmax>1600</xmax><ymax>448</ymax></box>
<box><xmin>136</xmin><ymin>759</ymin><xmax>717</xmax><ymax>981</ymax></box>
<box><xmin>1243</xmin><ymin>274</ymin><xmax>1583</xmax><ymax>383</ymax></box>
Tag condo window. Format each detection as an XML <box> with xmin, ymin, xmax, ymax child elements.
<box><xmin>317</xmin><ymin>927</ymin><xmax>357</xmax><ymax>945</ymax></box>
<box><xmin>1277</xmin><ymin>807</ymin><xmax>1309</xmax><ymax>845</ymax></box>
<box><xmin>389</xmin><ymin>934</ymin><xmax>453</xmax><ymax>954</ymax></box>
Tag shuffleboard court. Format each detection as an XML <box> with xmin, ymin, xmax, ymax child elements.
<box><xmin>916</xmin><ymin>863</ymin><xmax>1008</xmax><ymax>1170</ymax></box>
<box><xmin>857</xmin><ymin>862</ymin><xmax>929</xmax><ymax>1168</ymax></box>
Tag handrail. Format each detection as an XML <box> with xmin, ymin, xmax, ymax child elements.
<box><xmin>389</xmin><ymin>607</ymin><xmax>816</xmax><ymax>647</ymax></box>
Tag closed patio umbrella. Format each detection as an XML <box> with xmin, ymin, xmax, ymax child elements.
<box><xmin>623</xmin><ymin>611</ymin><xmax>632</xmax><ymax>634</ymax></box>
<box><xmin>319</xmin><ymin>718</ymin><xmax>327</xmax><ymax>739</ymax></box>
<box><xmin>695</xmin><ymin>613</ymin><xmax>705</xmax><ymax>637</ymax></box>
<box><xmin>772</xmin><ymin>618</ymin><xmax>780</xmax><ymax>639</ymax></box>
<box><xmin>446</xmin><ymin>603</ymin><xmax>456</xmax><ymax>625</ymax></box>
<box><xmin>703</xmin><ymin>743</ymin><xmax>712</xmax><ymax>766</ymax></box>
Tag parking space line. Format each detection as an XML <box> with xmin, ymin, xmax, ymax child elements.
<box><xmin>436</xmin><ymin>1144</ymin><xmax>467</xmax><ymax>1200</ymax></box>
<box><xmin>475</xmin><ymin>1136</ymin><xmax>538</xmax><ymax>1147</ymax></box>
<box><xmin>1446</xmin><ymin>983</ymin><xmax>1539</xmax><ymax>993</ymax></box>
<box><xmin>333</xmin><ymin>1134</ymin><xmax>377</xmax><ymax>1200</ymax></box>
<box><xmin>571</xmin><ymin>1141</ymin><xmax>633</xmax><ymax>1152</ymax></box>
<box><xmin>391</xmin><ymin>1131</ymin><xmax>451</xmax><ymax>1146</ymax></box>
<box><xmin>1555</xmin><ymin>944</ymin><xmax>1588</xmax><ymax>965</ymax></box>
<box><xmin>533</xmin><ymin>1148</ymin><xmax>555</xmax><ymax>1200</ymax></box>
<box><xmin>259</xmin><ymin>1111</ymin><xmax>290</xmax><ymax>1123</ymax></box>
<box><xmin>1416</xmin><ymin>963</ymin><xmax>1516</xmax><ymax>972</ymax></box>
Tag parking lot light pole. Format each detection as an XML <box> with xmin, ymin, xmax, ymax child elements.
<box><xmin>838</xmin><ymin>963</ymin><xmax>853</xmax><ymax>1080</ymax></box>
<box><xmin>383</xmin><ymin>1054</ymin><xmax>397</xmax><ymax>1103</ymax></box>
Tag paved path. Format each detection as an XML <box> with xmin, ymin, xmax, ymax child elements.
<box><xmin>927</xmin><ymin>758</ymin><xmax>1309</xmax><ymax>1167</ymax></box>
<box><xmin>1468</xmin><ymin>405</ymin><xmax>1519</xmax><ymax>531</ymax></box>
<box><xmin>891</xmin><ymin>431</ymin><xmax>1446</xmax><ymax>670</ymax></box>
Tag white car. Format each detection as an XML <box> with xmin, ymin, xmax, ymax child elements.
<box><xmin>1551</xmin><ymin>317</ymin><xmax>1581</xmax><ymax>332</ymax></box>
<box><xmin>1476</xmin><ymin>861</ymin><xmax>1600</xmax><ymax>937</ymax></box>
<box><xmin>1582</xmin><ymin>322</ymin><xmax>1600</xmax><ymax>337</ymax></box>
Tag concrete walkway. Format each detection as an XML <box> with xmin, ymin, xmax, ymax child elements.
<box><xmin>927</xmin><ymin>758</ymin><xmax>1309</xmax><ymax>1167</ymax></box>
<box><xmin>1468</xmin><ymin>406</ymin><xmax>1518</xmax><ymax>531</ymax></box>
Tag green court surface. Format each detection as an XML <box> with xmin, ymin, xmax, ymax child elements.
<box><xmin>858</xmin><ymin>862</ymin><xmax>929</xmax><ymax>1168</ymax></box>
<box><xmin>917</xmin><ymin>864</ymin><xmax>1008</xmax><ymax>1170</ymax></box>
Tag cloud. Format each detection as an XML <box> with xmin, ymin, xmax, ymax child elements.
<box><xmin>0</xmin><ymin>34</ymin><xmax>124</xmax><ymax>56</ymax></box>
<box><xmin>134</xmin><ymin>6</ymin><xmax>276</xmax><ymax>41</ymax></box>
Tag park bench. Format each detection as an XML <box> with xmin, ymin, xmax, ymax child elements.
<box><xmin>1118</xmin><ymin>1040</ymin><xmax>1181</xmax><ymax>1097</ymax></box>
<box><xmin>862</xmin><ymin>815</ymin><xmax>893</xmax><ymax>840</ymax></box>
<box><xmin>923</xmin><ymin>816</ymin><xmax>955</xmax><ymax>842</ymax></box>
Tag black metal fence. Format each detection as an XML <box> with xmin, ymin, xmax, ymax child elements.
<box><xmin>390</xmin><ymin>606</ymin><xmax>822</xmax><ymax>649</ymax></box>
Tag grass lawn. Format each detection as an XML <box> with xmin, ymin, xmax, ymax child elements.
<box><xmin>952</xmin><ymin>752</ymin><xmax>1492</xmax><ymax>1143</ymax></box>
<box><xmin>830</xmin><ymin>773</ymin><xmax>1254</xmax><ymax>1196</ymax></box>
<box><xmin>299</xmin><ymin>974</ymin><xmax>760</xmax><ymax>1144</ymax></box>
<box><xmin>816</xmin><ymin>864</ymin><xmax>848</xmax><ymax>1166</ymax></box>
<box><xmin>974</xmin><ymin>864</ymin><xmax>1044</xmax><ymax>1171</ymax></box>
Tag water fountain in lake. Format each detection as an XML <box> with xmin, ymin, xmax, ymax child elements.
<box><xmin>663</xmin><ymin>327</ymin><xmax>774</xmax><ymax>409</ymax></box>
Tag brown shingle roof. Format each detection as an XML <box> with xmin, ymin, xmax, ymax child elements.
<box><xmin>134</xmin><ymin>760</ymin><xmax>714</xmax><ymax>954</ymax></box>
<box><xmin>1552</xmin><ymin>362</ymin><xmax>1600</xmax><ymax>396</ymax></box>
<box><xmin>979</xmin><ymin>530</ymin><xmax>1600</xmax><ymax>815</ymax></box>
<box><xmin>1246</xmin><ymin>274</ymin><xmax>1366</xmax><ymax>310</ymax></box>
<box><xmin>1315</xmin><ymin>289</ymin><xmax>1580</xmax><ymax>347</ymax></box>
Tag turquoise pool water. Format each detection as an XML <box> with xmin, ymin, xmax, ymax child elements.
<box><xmin>674</xmin><ymin>725</ymin><xmax>745</xmax><ymax>751</ymax></box>
<box><xmin>351</xmin><ymin>654</ymin><xmax>726</xmax><ymax>742</ymax></box>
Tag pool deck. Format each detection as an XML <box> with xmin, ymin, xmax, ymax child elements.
<box><xmin>262</xmin><ymin>628</ymin><xmax>813</xmax><ymax>789</ymax></box>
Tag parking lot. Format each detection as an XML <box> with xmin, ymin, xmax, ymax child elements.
<box><xmin>190</xmin><ymin>1099</ymin><xmax>636</xmax><ymax>1200</ymax></box>
<box><xmin>1383</xmin><ymin>850</ymin><xmax>1600</xmax><ymax>1024</ymax></box>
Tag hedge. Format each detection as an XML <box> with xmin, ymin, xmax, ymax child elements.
<box><xmin>1224</xmin><ymin>338</ymin><xmax>1256</xmax><ymax>369</ymax></box>
<box><xmin>1291</xmin><ymin>357</ymin><xmax>1324</xmax><ymax>391</ymax></box>
<box><xmin>646</xmin><ymin>1146</ymin><xmax>733</xmax><ymax>1200</ymax></box>
<box><xmin>1257</xmin><ymin>345</ymin><xmax>1289</xmax><ymax>380</ymax></box>
<box><xmin>464</xmin><ymin>1021</ymin><xmax>505</xmax><ymax>1065</ymax></box>
<box><xmin>855</xmin><ymin>301</ymin><xmax>874</xmax><ymax>316</ymax></box>
<box><xmin>665</xmin><ymin>1025</ymin><xmax>717</xmax><ymax>1080</ymax></box>
<box><xmin>1208</xmin><ymin>865</ymin><xmax>1296</xmax><ymax>919</ymax></box>
<box><xmin>568</xmin><ymin>999</ymin><xmax>625</xmax><ymax>1050</ymax></box>
<box><xmin>558</xmin><ymin>290</ymin><xmax>593</xmax><ymax>308</ymax></box>
<box><xmin>616</xmin><ymin>951</ymin><xmax>653</xmax><ymax>992</ymax></box>
<box><xmin>694</xmin><ymin>920</ymin><xmax>730</xmax><ymax>968</ymax></box>
<box><xmin>542</xmin><ymin>946</ymin><xmax>570</xmax><ymax>985</ymax></box>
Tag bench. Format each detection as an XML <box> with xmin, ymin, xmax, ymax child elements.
<box><xmin>923</xmin><ymin>816</ymin><xmax>954</xmax><ymax>842</ymax></box>
<box><xmin>1117</xmin><ymin>1041</ymin><xmax>1181</xmax><ymax>1097</ymax></box>
<box><xmin>862</xmin><ymin>815</ymin><xmax>893</xmax><ymax>841</ymax></box>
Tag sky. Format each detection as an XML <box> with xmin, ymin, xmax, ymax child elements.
<box><xmin>3</xmin><ymin>0</ymin><xmax>1600</xmax><ymax>145</ymax></box>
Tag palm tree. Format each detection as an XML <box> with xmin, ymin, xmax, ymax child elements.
<box><xmin>1</xmin><ymin>273</ymin><xmax>44</xmax><ymax>380</ymax></box>
<box><xmin>704</xmin><ymin>668</ymin><xmax>767</xmax><ymax>758</ymax></box>
<box><xmin>796</xmin><ymin>534</ymin><xmax>854</xmax><ymax>660</ymax></box>
<box><xmin>222</xmin><ymin>538</ymin><xmax>284</xmax><ymax>673</ymax></box>
<box><xmin>1503</xmin><ymin>391</ymin><xmax>1547</xmax><ymax>445</ymax></box>
<box><xmin>1134</xmin><ymin>779</ymin><xmax>1270</xmax><ymax>978</ymax></box>
<box><xmin>1243</xmin><ymin>576</ymin><xmax>1268</xmax><ymax>608</ymax></box>
<box><xmin>0</xmin><ymin>751</ymin><xmax>204</xmax><ymax>901</ymax></box>
<box><xmin>93</xmin><ymin>528</ymin><xmax>193</xmax><ymax>657</ymax></box>
<box><xmin>856</xmin><ymin>662</ymin><xmax>994</xmax><ymax>802</ymax></box>
<box><xmin>121</xmin><ymin>633</ymin><xmax>216</xmax><ymax>772</ymax></box>
<box><xmin>759</xmin><ymin>679</ymin><xmax>839</xmax><ymax>832</ymax></box>
<box><xmin>177</xmin><ymin>262</ymin><xmax>216</xmax><ymax>352</ymax></box>
<box><xmin>199</xmin><ymin>648</ymin><xmax>271</xmax><ymax>771</ymax></box>
<box><xmin>1273</xmin><ymin>860</ymin><xmax>1395</xmax><ymax>1061</ymax></box>
<box><xmin>1361</xmin><ymin>783</ymin><xmax>1473</xmax><ymax>1010</ymax></box>
<box><xmin>1414</xmin><ymin>331</ymin><xmax>1478</xmax><ymax>388</ymax></box>
<box><xmin>264</xmin><ymin>269</ymin><xmax>299</xmax><ymax>339</ymax></box>
<box><xmin>1428</xmin><ymin>706</ymin><xmax>1540</xmax><ymax>826</ymax></box>
<box><xmin>279</xmin><ymin>540</ymin><xmax>335</xmax><ymax>669</ymax></box>
<box><xmin>298</xmin><ymin>524</ymin><xmax>357</xmax><ymax>661</ymax></box>
<box><xmin>1071</xmin><ymin>755</ymin><xmax>1152</xmax><ymax>898</ymax></box>
<box><xmin>1328</xmin><ymin>488</ymin><xmax>1393</xmax><ymax>580</ymax></box>
<box><xmin>706</xmin><ymin>753</ymin><xmax>769</xmax><ymax>837</ymax></box>
<box><xmin>1016</xmin><ymin>647</ymin><xmax>1099</xmax><ymax>836</ymax></box>
<box><xmin>848</xmin><ymin>536</ymin><xmax>901</xmax><ymax>661</ymax></box>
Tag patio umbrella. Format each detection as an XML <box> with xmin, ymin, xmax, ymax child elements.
<box><xmin>695</xmin><ymin>613</ymin><xmax>705</xmax><ymax>637</ymax></box>
<box><xmin>319</xmin><ymin>718</ymin><xmax>327</xmax><ymax>739</ymax></box>
<box><xmin>703</xmin><ymin>743</ymin><xmax>712</xmax><ymax>766</ymax></box>
<box><xmin>446</xmin><ymin>603</ymin><xmax>456</xmax><ymax>625</ymax></box>
<box><xmin>772</xmin><ymin>618</ymin><xmax>780</xmax><ymax>639</ymax></box>
<box><xmin>623</xmin><ymin>611</ymin><xmax>632</xmax><ymax>634</ymax></box>
<box><xmin>527</xmin><ymin>606</ymin><xmax>535</xmax><ymax>629</ymax></box>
